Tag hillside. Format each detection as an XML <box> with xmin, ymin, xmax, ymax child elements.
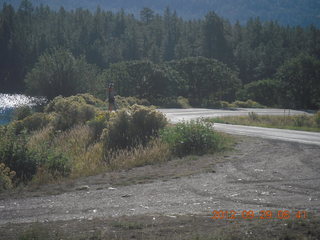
<box><xmin>1</xmin><ymin>0</ymin><xmax>320</xmax><ymax>26</ymax></box>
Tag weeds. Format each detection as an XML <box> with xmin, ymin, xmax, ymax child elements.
<box><xmin>160</xmin><ymin>120</ymin><xmax>229</xmax><ymax>157</ymax></box>
<box><xmin>109</xmin><ymin>139</ymin><xmax>171</xmax><ymax>169</ymax></box>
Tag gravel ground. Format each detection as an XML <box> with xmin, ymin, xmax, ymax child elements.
<box><xmin>1</xmin><ymin>137</ymin><xmax>319</xmax><ymax>226</ymax></box>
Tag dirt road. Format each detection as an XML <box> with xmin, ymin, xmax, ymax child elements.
<box><xmin>1</xmin><ymin>137</ymin><xmax>319</xmax><ymax>226</ymax></box>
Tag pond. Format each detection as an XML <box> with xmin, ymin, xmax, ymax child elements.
<box><xmin>0</xmin><ymin>94</ymin><xmax>46</xmax><ymax>125</ymax></box>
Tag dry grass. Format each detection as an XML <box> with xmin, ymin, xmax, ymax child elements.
<box><xmin>51</xmin><ymin>125</ymin><xmax>106</xmax><ymax>178</ymax></box>
<box><xmin>28</xmin><ymin>125</ymin><xmax>106</xmax><ymax>183</ymax></box>
<box><xmin>70</xmin><ymin>142</ymin><xmax>106</xmax><ymax>178</ymax></box>
<box><xmin>108</xmin><ymin>139</ymin><xmax>171</xmax><ymax>170</ymax></box>
<box><xmin>27</xmin><ymin>124</ymin><xmax>171</xmax><ymax>183</ymax></box>
<box><xmin>207</xmin><ymin>114</ymin><xmax>320</xmax><ymax>132</ymax></box>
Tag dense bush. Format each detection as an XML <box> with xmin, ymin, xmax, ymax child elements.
<box><xmin>102</xmin><ymin>105</ymin><xmax>167</xmax><ymax>155</ymax></box>
<box><xmin>170</xmin><ymin>57</ymin><xmax>241</xmax><ymax>105</ymax></box>
<box><xmin>231</xmin><ymin>100</ymin><xmax>264</xmax><ymax>108</ymax></box>
<box><xmin>201</xmin><ymin>99</ymin><xmax>264</xmax><ymax>109</ymax></box>
<box><xmin>160</xmin><ymin>120</ymin><xmax>224</xmax><ymax>157</ymax></box>
<box><xmin>201</xmin><ymin>97</ymin><xmax>233</xmax><ymax>109</ymax></box>
<box><xmin>115</xmin><ymin>96</ymin><xmax>150</xmax><ymax>109</ymax></box>
<box><xmin>0</xmin><ymin>127</ymin><xmax>38</xmax><ymax>181</ymax></box>
<box><xmin>25</xmin><ymin>48</ymin><xmax>100</xmax><ymax>99</ymax></box>
<box><xmin>87</xmin><ymin>112</ymin><xmax>110</xmax><ymax>141</ymax></box>
<box><xmin>44</xmin><ymin>151</ymin><xmax>71</xmax><ymax>178</ymax></box>
<box><xmin>277</xmin><ymin>54</ymin><xmax>320</xmax><ymax>109</ymax></box>
<box><xmin>237</xmin><ymin>79</ymin><xmax>280</xmax><ymax>107</ymax></box>
<box><xmin>150</xmin><ymin>96</ymin><xmax>191</xmax><ymax>108</ymax></box>
<box><xmin>45</xmin><ymin>95</ymin><xmax>97</xmax><ymax>131</ymax></box>
<box><xmin>13</xmin><ymin>106</ymin><xmax>33</xmax><ymax>120</ymax></box>
<box><xmin>0</xmin><ymin>163</ymin><xmax>16</xmax><ymax>191</ymax></box>
<box><xmin>13</xmin><ymin>113</ymin><xmax>51</xmax><ymax>133</ymax></box>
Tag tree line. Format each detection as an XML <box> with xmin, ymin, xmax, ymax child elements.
<box><xmin>1</xmin><ymin>0</ymin><xmax>319</xmax><ymax>109</ymax></box>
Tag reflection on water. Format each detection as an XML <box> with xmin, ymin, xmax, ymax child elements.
<box><xmin>0</xmin><ymin>94</ymin><xmax>46</xmax><ymax>125</ymax></box>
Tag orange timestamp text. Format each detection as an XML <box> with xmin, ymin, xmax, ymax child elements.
<box><xmin>211</xmin><ymin>210</ymin><xmax>308</xmax><ymax>220</ymax></box>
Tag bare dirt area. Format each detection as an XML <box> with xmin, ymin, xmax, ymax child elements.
<box><xmin>1</xmin><ymin>136</ymin><xmax>320</xmax><ymax>239</ymax></box>
<box><xmin>2</xmin><ymin>214</ymin><xmax>320</xmax><ymax>240</ymax></box>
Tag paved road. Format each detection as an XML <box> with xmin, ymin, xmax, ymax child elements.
<box><xmin>158</xmin><ymin>108</ymin><xmax>320</xmax><ymax>146</ymax></box>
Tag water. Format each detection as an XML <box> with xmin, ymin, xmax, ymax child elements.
<box><xmin>0</xmin><ymin>94</ymin><xmax>46</xmax><ymax>125</ymax></box>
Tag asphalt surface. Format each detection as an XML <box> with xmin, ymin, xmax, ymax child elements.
<box><xmin>158</xmin><ymin>108</ymin><xmax>320</xmax><ymax>146</ymax></box>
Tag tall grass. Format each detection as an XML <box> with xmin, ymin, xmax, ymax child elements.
<box><xmin>108</xmin><ymin>139</ymin><xmax>171</xmax><ymax>170</ymax></box>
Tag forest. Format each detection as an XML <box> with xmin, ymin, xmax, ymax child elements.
<box><xmin>1</xmin><ymin>0</ymin><xmax>320</xmax><ymax>109</ymax></box>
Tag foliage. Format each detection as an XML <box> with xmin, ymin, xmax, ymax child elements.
<box><xmin>115</xmin><ymin>95</ymin><xmax>150</xmax><ymax>109</ymax></box>
<box><xmin>201</xmin><ymin>98</ymin><xmax>233</xmax><ymax>109</ymax></box>
<box><xmin>160</xmin><ymin>120</ymin><xmax>226</xmax><ymax>157</ymax></box>
<box><xmin>151</xmin><ymin>96</ymin><xmax>191</xmax><ymax>108</ymax></box>
<box><xmin>25</xmin><ymin>48</ymin><xmax>100</xmax><ymax>99</ymax></box>
<box><xmin>99</xmin><ymin>60</ymin><xmax>185</xmax><ymax>100</ymax></box>
<box><xmin>102</xmin><ymin>105</ymin><xmax>167</xmax><ymax>154</ymax></box>
<box><xmin>231</xmin><ymin>100</ymin><xmax>264</xmax><ymax>108</ymax></box>
<box><xmin>45</xmin><ymin>95</ymin><xmax>99</xmax><ymax>131</ymax></box>
<box><xmin>277</xmin><ymin>54</ymin><xmax>320</xmax><ymax>109</ymax></box>
<box><xmin>237</xmin><ymin>79</ymin><xmax>280</xmax><ymax>107</ymax></box>
<box><xmin>0</xmin><ymin>126</ymin><xmax>37</xmax><ymax>181</ymax></box>
<box><xmin>44</xmin><ymin>151</ymin><xmax>71</xmax><ymax>178</ymax></box>
<box><xmin>177</xmin><ymin>96</ymin><xmax>191</xmax><ymax>108</ymax></box>
<box><xmin>13</xmin><ymin>113</ymin><xmax>51</xmax><ymax>133</ymax></box>
<box><xmin>170</xmin><ymin>57</ymin><xmax>241</xmax><ymax>105</ymax></box>
<box><xmin>87</xmin><ymin>112</ymin><xmax>110</xmax><ymax>141</ymax></box>
<box><xmin>13</xmin><ymin>105</ymin><xmax>32</xmax><ymax>120</ymax></box>
<box><xmin>0</xmin><ymin>163</ymin><xmax>16</xmax><ymax>191</ymax></box>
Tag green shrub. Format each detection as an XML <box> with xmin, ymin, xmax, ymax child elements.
<box><xmin>115</xmin><ymin>96</ymin><xmax>150</xmax><ymax>109</ymax></box>
<box><xmin>0</xmin><ymin>127</ymin><xmax>38</xmax><ymax>181</ymax></box>
<box><xmin>14</xmin><ymin>113</ymin><xmax>51</xmax><ymax>133</ymax></box>
<box><xmin>150</xmin><ymin>96</ymin><xmax>191</xmax><ymax>108</ymax></box>
<box><xmin>45</xmin><ymin>151</ymin><xmax>71</xmax><ymax>178</ymax></box>
<box><xmin>13</xmin><ymin>105</ymin><xmax>33</xmax><ymax>120</ymax></box>
<box><xmin>231</xmin><ymin>99</ymin><xmax>264</xmax><ymax>108</ymax></box>
<box><xmin>0</xmin><ymin>163</ymin><xmax>16</xmax><ymax>191</ymax></box>
<box><xmin>87</xmin><ymin>112</ymin><xmax>110</xmax><ymax>141</ymax></box>
<box><xmin>102</xmin><ymin>105</ymin><xmax>167</xmax><ymax>155</ymax></box>
<box><xmin>201</xmin><ymin>98</ymin><xmax>233</xmax><ymax>109</ymax></box>
<box><xmin>160</xmin><ymin>120</ymin><xmax>223</xmax><ymax>157</ymax></box>
<box><xmin>46</xmin><ymin>95</ymin><xmax>97</xmax><ymax>130</ymax></box>
<box><xmin>177</xmin><ymin>96</ymin><xmax>191</xmax><ymax>108</ymax></box>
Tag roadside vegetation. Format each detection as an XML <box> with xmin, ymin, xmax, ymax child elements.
<box><xmin>206</xmin><ymin>111</ymin><xmax>320</xmax><ymax>132</ymax></box>
<box><xmin>0</xmin><ymin>94</ymin><xmax>231</xmax><ymax>191</ymax></box>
